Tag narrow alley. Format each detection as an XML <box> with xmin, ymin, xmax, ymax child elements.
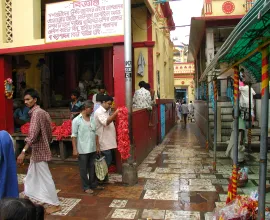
<box><xmin>17</xmin><ymin>123</ymin><xmax>269</xmax><ymax>220</ymax></box>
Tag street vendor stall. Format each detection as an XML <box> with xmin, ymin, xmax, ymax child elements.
<box><xmin>199</xmin><ymin>0</ymin><xmax>270</xmax><ymax>218</ymax></box>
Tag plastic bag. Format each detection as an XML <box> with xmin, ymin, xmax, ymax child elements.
<box><xmin>94</xmin><ymin>155</ymin><xmax>108</xmax><ymax>181</ymax></box>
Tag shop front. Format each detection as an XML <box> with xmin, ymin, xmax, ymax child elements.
<box><xmin>0</xmin><ymin>0</ymin><xmax>174</xmax><ymax>171</ymax></box>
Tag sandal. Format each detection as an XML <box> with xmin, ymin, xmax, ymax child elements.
<box><xmin>84</xmin><ymin>189</ymin><xmax>94</xmax><ymax>194</ymax></box>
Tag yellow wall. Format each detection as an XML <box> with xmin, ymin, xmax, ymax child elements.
<box><xmin>174</xmin><ymin>78</ymin><xmax>195</xmax><ymax>102</ymax></box>
<box><xmin>203</xmin><ymin>0</ymin><xmax>248</xmax><ymax>17</ymax></box>
<box><xmin>132</xmin><ymin>4</ymin><xmax>174</xmax><ymax>100</ymax></box>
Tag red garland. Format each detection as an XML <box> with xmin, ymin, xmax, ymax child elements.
<box><xmin>21</xmin><ymin>120</ymin><xmax>72</xmax><ymax>141</ymax></box>
<box><xmin>116</xmin><ymin>107</ymin><xmax>131</xmax><ymax>160</ymax></box>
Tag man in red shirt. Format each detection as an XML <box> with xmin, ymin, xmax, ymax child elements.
<box><xmin>17</xmin><ymin>89</ymin><xmax>61</xmax><ymax>214</ymax></box>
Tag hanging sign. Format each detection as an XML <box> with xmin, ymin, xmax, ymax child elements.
<box><xmin>45</xmin><ymin>0</ymin><xmax>124</xmax><ymax>43</ymax></box>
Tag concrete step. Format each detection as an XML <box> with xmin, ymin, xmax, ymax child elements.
<box><xmin>209</xmin><ymin>114</ymin><xmax>233</xmax><ymax>121</ymax></box>
<box><xmin>209</xmin><ymin>107</ymin><xmax>233</xmax><ymax>115</ymax></box>
<box><xmin>211</xmin><ymin>135</ymin><xmax>260</xmax><ymax>142</ymax></box>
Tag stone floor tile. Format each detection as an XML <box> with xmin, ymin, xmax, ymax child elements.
<box><xmin>218</xmin><ymin>194</ymin><xmax>227</xmax><ymax>202</ymax></box>
<box><xmin>180</xmin><ymin>185</ymin><xmax>216</xmax><ymax>192</ymax></box>
<box><xmin>165</xmin><ymin>210</ymin><xmax>200</xmax><ymax>220</ymax></box>
<box><xmin>141</xmin><ymin>209</ymin><xmax>166</xmax><ymax>219</ymax></box>
<box><xmin>200</xmin><ymin>174</ymin><xmax>216</xmax><ymax>179</ymax></box>
<box><xmin>189</xmin><ymin>179</ymin><xmax>212</xmax><ymax>186</ymax></box>
<box><xmin>17</xmin><ymin>174</ymin><xmax>26</xmax><ymax>184</ymax></box>
<box><xmin>108</xmin><ymin>174</ymin><xmax>123</xmax><ymax>184</ymax></box>
<box><xmin>109</xmin><ymin>200</ymin><xmax>128</xmax><ymax>208</ymax></box>
<box><xmin>111</xmin><ymin>209</ymin><xmax>138</xmax><ymax>219</ymax></box>
<box><xmin>215</xmin><ymin>202</ymin><xmax>226</xmax><ymax>209</ymax></box>
<box><xmin>143</xmin><ymin>190</ymin><xmax>179</xmax><ymax>201</ymax></box>
<box><xmin>144</xmin><ymin>179</ymin><xmax>180</xmax><ymax>191</ymax></box>
<box><xmin>204</xmin><ymin>212</ymin><xmax>214</xmax><ymax>220</ymax></box>
<box><xmin>211</xmin><ymin>179</ymin><xmax>229</xmax><ymax>185</ymax></box>
<box><xmin>52</xmin><ymin>197</ymin><xmax>81</xmax><ymax>216</ymax></box>
<box><xmin>179</xmin><ymin>174</ymin><xmax>197</xmax><ymax>179</ymax></box>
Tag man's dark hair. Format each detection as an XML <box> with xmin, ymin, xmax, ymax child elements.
<box><xmin>98</xmin><ymin>85</ymin><xmax>106</xmax><ymax>90</ymax></box>
<box><xmin>20</xmin><ymin>81</ymin><xmax>26</xmax><ymax>88</ymax></box>
<box><xmin>24</xmin><ymin>89</ymin><xmax>40</xmax><ymax>105</ymax></box>
<box><xmin>240</xmin><ymin>68</ymin><xmax>244</xmax><ymax>73</ymax></box>
<box><xmin>71</xmin><ymin>90</ymin><xmax>80</xmax><ymax>99</ymax></box>
<box><xmin>102</xmin><ymin>95</ymin><xmax>113</xmax><ymax>102</ymax></box>
<box><xmin>0</xmin><ymin>198</ymin><xmax>44</xmax><ymax>220</ymax></box>
<box><xmin>190</xmin><ymin>101</ymin><xmax>192</xmax><ymax>103</ymax></box>
<box><xmin>81</xmin><ymin>100</ymin><xmax>94</xmax><ymax>110</ymax></box>
<box><xmin>38</xmin><ymin>58</ymin><xmax>46</xmax><ymax>64</ymax></box>
<box><xmin>144</xmin><ymin>83</ymin><xmax>150</xmax><ymax>90</ymax></box>
<box><xmin>96</xmin><ymin>94</ymin><xmax>104</xmax><ymax>102</ymax></box>
<box><xmin>138</xmin><ymin>81</ymin><xmax>146</xmax><ymax>88</ymax></box>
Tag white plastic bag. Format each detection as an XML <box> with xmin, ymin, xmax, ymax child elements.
<box><xmin>94</xmin><ymin>155</ymin><xmax>108</xmax><ymax>181</ymax></box>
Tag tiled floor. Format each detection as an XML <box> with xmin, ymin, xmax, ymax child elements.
<box><xmin>16</xmin><ymin>122</ymin><xmax>270</xmax><ymax>219</ymax></box>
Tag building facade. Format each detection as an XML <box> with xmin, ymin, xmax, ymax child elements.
<box><xmin>0</xmin><ymin>0</ymin><xmax>175</xmax><ymax>167</ymax></box>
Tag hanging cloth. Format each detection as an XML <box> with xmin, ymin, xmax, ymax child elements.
<box><xmin>137</xmin><ymin>52</ymin><xmax>146</xmax><ymax>76</ymax></box>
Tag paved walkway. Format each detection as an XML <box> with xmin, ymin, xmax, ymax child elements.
<box><xmin>17</xmin><ymin>123</ymin><xmax>270</xmax><ymax>219</ymax></box>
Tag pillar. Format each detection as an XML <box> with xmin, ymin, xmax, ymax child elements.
<box><xmin>0</xmin><ymin>56</ymin><xmax>14</xmax><ymax>133</ymax></box>
<box><xmin>113</xmin><ymin>44</ymin><xmax>125</xmax><ymax>107</ymax></box>
<box><xmin>65</xmin><ymin>51</ymin><xmax>77</xmax><ymax>99</ymax></box>
<box><xmin>103</xmin><ymin>47</ymin><xmax>114</xmax><ymax>96</ymax></box>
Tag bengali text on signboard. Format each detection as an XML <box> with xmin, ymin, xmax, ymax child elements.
<box><xmin>45</xmin><ymin>0</ymin><xmax>124</xmax><ymax>43</ymax></box>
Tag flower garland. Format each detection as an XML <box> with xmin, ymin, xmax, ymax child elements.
<box><xmin>117</xmin><ymin>107</ymin><xmax>130</xmax><ymax>160</ymax></box>
<box><xmin>21</xmin><ymin>120</ymin><xmax>72</xmax><ymax>141</ymax></box>
<box><xmin>4</xmin><ymin>78</ymin><xmax>14</xmax><ymax>99</ymax></box>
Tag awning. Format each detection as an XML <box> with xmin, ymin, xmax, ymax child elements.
<box><xmin>188</xmin><ymin>15</ymin><xmax>244</xmax><ymax>62</ymax></box>
<box><xmin>200</xmin><ymin>0</ymin><xmax>270</xmax><ymax>82</ymax></box>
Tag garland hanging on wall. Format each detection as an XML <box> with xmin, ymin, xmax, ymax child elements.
<box><xmin>117</xmin><ymin>107</ymin><xmax>131</xmax><ymax>160</ymax></box>
<box><xmin>4</xmin><ymin>78</ymin><xmax>14</xmax><ymax>99</ymax></box>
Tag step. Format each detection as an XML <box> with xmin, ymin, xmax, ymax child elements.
<box><xmin>210</xmin><ymin>135</ymin><xmax>260</xmax><ymax>142</ymax></box>
<box><xmin>209</xmin><ymin>114</ymin><xmax>233</xmax><ymax>121</ymax></box>
<box><xmin>210</xmin><ymin>121</ymin><xmax>231</xmax><ymax>128</ymax></box>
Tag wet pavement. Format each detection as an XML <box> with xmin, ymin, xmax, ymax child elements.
<box><xmin>17</xmin><ymin>122</ymin><xmax>270</xmax><ymax>219</ymax></box>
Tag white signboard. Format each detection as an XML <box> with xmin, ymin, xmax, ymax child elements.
<box><xmin>45</xmin><ymin>0</ymin><xmax>124</xmax><ymax>43</ymax></box>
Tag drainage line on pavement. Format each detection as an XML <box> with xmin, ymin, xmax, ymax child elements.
<box><xmin>232</xmin><ymin>66</ymin><xmax>239</xmax><ymax>199</ymax></box>
<box><xmin>213</xmin><ymin>77</ymin><xmax>217</xmax><ymax>172</ymax></box>
<box><xmin>258</xmin><ymin>45</ymin><xmax>269</xmax><ymax>219</ymax></box>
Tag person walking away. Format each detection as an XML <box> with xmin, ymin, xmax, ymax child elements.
<box><xmin>17</xmin><ymin>89</ymin><xmax>61</xmax><ymax>214</ymax></box>
<box><xmin>180</xmin><ymin>101</ymin><xmax>189</xmax><ymax>127</ymax></box>
<box><xmin>92</xmin><ymin>85</ymin><xmax>106</xmax><ymax>104</ymax></box>
<box><xmin>239</xmin><ymin>80</ymin><xmax>256</xmax><ymax>127</ymax></box>
<box><xmin>37</xmin><ymin>58</ymin><xmax>50</xmax><ymax>110</ymax></box>
<box><xmin>70</xmin><ymin>90</ymin><xmax>83</xmax><ymax>120</ymax></box>
<box><xmin>0</xmin><ymin>130</ymin><xmax>19</xmax><ymax>199</ymax></box>
<box><xmin>188</xmin><ymin>101</ymin><xmax>195</xmax><ymax>122</ymax></box>
<box><xmin>175</xmin><ymin>100</ymin><xmax>181</xmax><ymax>123</ymax></box>
<box><xmin>94</xmin><ymin>95</ymin><xmax>118</xmax><ymax>183</ymax></box>
<box><xmin>132</xmin><ymin>81</ymin><xmax>151</xmax><ymax>109</ymax></box>
<box><xmin>71</xmin><ymin>101</ymin><xmax>104</xmax><ymax>194</ymax></box>
<box><xmin>225</xmin><ymin>110</ymin><xmax>246</xmax><ymax>163</ymax></box>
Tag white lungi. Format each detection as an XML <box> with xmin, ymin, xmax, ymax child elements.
<box><xmin>24</xmin><ymin>161</ymin><xmax>59</xmax><ymax>206</ymax></box>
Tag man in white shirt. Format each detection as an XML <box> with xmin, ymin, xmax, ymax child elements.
<box><xmin>133</xmin><ymin>81</ymin><xmax>152</xmax><ymax>109</ymax></box>
<box><xmin>180</xmin><ymin>101</ymin><xmax>189</xmax><ymax>127</ymax></box>
<box><xmin>188</xmin><ymin>101</ymin><xmax>194</xmax><ymax>122</ymax></box>
<box><xmin>239</xmin><ymin>81</ymin><xmax>256</xmax><ymax>126</ymax></box>
<box><xmin>94</xmin><ymin>95</ymin><xmax>118</xmax><ymax>182</ymax></box>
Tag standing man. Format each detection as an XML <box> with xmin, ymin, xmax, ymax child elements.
<box><xmin>92</xmin><ymin>85</ymin><xmax>106</xmax><ymax>104</ymax></box>
<box><xmin>17</xmin><ymin>89</ymin><xmax>60</xmax><ymax>214</ymax></box>
<box><xmin>132</xmin><ymin>81</ymin><xmax>151</xmax><ymax>109</ymax></box>
<box><xmin>94</xmin><ymin>95</ymin><xmax>118</xmax><ymax>182</ymax></box>
<box><xmin>72</xmin><ymin>100</ymin><xmax>104</xmax><ymax>193</ymax></box>
<box><xmin>188</xmin><ymin>101</ymin><xmax>195</xmax><ymax>122</ymax></box>
<box><xmin>37</xmin><ymin>58</ymin><xmax>50</xmax><ymax>110</ymax></box>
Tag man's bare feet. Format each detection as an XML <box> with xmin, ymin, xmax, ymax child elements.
<box><xmin>84</xmin><ymin>189</ymin><xmax>94</xmax><ymax>194</ymax></box>
<box><xmin>45</xmin><ymin>205</ymin><xmax>61</xmax><ymax>214</ymax></box>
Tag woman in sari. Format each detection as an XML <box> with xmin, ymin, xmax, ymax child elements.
<box><xmin>0</xmin><ymin>130</ymin><xmax>19</xmax><ymax>199</ymax></box>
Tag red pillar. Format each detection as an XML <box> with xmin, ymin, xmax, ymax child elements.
<box><xmin>0</xmin><ymin>56</ymin><xmax>14</xmax><ymax>133</ymax></box>
<box><xmin>65</xmin><ymin>51</ymin><xmax>77</xmax><ymax>99</ymax></box>
<box><xmin>103</xmin><ymin>47</ymin><xmax>114</xmax><ymax>96</ymax></box>
<box><xmin>113</xmin><ymin>44</ymin><xmax>125</xmax><ymax>107</ymax></box>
